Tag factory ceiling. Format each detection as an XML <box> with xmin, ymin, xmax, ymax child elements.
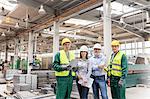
<box><xmin>0</xmin><ymin>0</ymin><xmax>150</xmax><ymax>53</ymax></box>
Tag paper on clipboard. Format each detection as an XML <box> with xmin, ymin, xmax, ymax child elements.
<box><xmin>78</xmin><ymin>77</ymin><xmax>94</xmax><ymax>88</ymax></box>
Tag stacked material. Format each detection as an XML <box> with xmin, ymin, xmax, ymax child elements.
<box><xmin>14</xmin><ymin>83</ymin><xmax>30</xmax><ymax>92</ymax></box>
<box><xmin>31</xmin><ymin>70</ymin><xmax>55</xmax><ymax>88</ymax></box>
<box><xmin>13</xmin><ymin>74</ymin><xmax>37</xmax><ymax>92</ymax></box>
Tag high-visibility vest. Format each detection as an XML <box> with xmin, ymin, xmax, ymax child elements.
<box><xmin>55</xmin><ymin>50</ymin><xmax>76</xmax><ymax>76</ymax></box>
<box><xmin>107</xmin><ymin>51</ymin><xmax>125</xmax><ymax>77</ymax></box>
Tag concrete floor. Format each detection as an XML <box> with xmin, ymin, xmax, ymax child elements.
<box><xmin>107</xmin><ymin>87</ymin><xmax>150</xmax><ymax>99</ymax></box>
<box><xmin>0</xmin><ymin>84</ymin><xmax>150</xmax><ymax>99</ymax></box>
<box><xmin>126</xmin><ymin>87</ymin><xmax>150</xmax><ymax>99</ymax></box>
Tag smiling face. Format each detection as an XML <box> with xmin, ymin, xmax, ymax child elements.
<box><xmin>112</xmin><ymin>45</ymin><xmax>119</xmax><ymax>53</ymax></box>
<box><xmin>94</xmin><ymin>48</ymin><xmax>101</xmax><ymax>56</ymax></box>
<box><xmin>63</xmin><ymin>42</ymin><xmax>71</xmax><ymax>51</ymax></box>
<box><xmin>80</xmin><ymin>51</ymin><xmax>88</xmax><ymax>59</ymax></box>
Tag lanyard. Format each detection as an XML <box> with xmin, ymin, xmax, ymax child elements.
<box><xmin>66</xmin><ymin>51</ymin><xmax>70</xmax><ymax>62</ymax></box>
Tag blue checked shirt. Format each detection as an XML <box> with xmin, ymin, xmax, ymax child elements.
<box><xmin>89</xmin><ymin>53</ymin><xmax>106</xmax><ymax>76</ymax></box>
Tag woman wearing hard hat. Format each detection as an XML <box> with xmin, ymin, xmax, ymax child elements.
<box><xmin>53</xmin><ymin>38</ymin><xmax>76</xmax><ymax>99</ymax></box>
<box><xmin>76</xmin><ymin>45</ymin><xmax>92</xmax><ymax>99</ymax></box>
<box><xmin>89</xmin><ymin>43</ymin><xmax>108</xmax><ymax>99</ymax></box>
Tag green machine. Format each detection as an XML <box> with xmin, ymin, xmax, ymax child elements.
<box><xmin>126</xmin><ymin>55</ymin><xmax>150</xmax><ymax>87</ymax></box>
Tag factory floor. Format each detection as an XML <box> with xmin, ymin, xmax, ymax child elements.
<box><xmin>0</xmin><ymin>84</ymin><xmax>150</xmax><ymax>99</ymax></box>
<box><xmin>107</xmin><ymin>86</ymin><xmax>150</xmax><ymax>99</ymax></box>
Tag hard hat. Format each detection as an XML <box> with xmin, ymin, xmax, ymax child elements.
<box><xmin>111</xmin><ymin>40</ymin><xmax>120</xmax><ymax>46</ymax></box>
<box><xmin>61</xmin><ymin>38</ymin><xmax>71</xmax><ymax>46</ymax></box>
<box><xmin>93</xmin><ymin>43</ymin><xmax>101</xmax><ymax>49</ymax></box>
<box><xmin>80</xmin><ymin>45</ymin><xmax>88</xmax><ymax>52</ymax></box>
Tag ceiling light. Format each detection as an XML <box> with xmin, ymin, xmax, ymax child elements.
<box><xmin>119</xmin><ymin>17</ymin><xmax>124</xmax><ymax>24</ymax></box>
<box><xmin>15</xmin><ymin>22</ymin><xmax>20</xmax><ymax>28</ymax></box>
<box><xmin>38</xmin><ymin>5</ymin><xmax>46</xmax><ymax>15</ymax></box>
<box><xmin>1</xmin><ymin>32</ymin><xmax>5</xmax><ymax>36</ymax></box>
<box><xmin>98</xmin><ymin>36</ymin><xmax>102</xmax><ymax>41</ymax></box>
<box><xmin>5</xmin><ymin>17</ymin><xmax>11</xmax><ymax>23</ymax></box>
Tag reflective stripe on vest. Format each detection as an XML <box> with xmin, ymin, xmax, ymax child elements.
<box><xmin>108</xmin><ymin>51</ymin><xmax>125</xmax><ymax>77</ymax></box>
<box><xmin>55</xmin><ymin>50</ymin><xmax>76</xmax><ymax>76</ymax></box>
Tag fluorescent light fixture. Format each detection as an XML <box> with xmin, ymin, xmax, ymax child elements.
<box><xmin>0</xmin><ymin>0</ymin><xmax>18</xmax><ymax>11</ymax></box>
<box><xmin>65</xmin><ymin>18</ymin><xmax>95</xmax><ymax>25</ymax></box>
<box><xmin>38</xmin><ymin>5</ymin><xmax>46</xmax><ymax>15</ymax></box>
<box><xmin>96</xmin><ymin>1</ymin><xmax>136</xmax><ymax>15</ymax></box>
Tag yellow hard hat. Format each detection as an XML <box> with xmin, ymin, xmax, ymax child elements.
<box><xmin>61</xmin><ymin>38</ymin><xmax>71</xmax><ymax>45</ymax></box>
<box><xmin>111</xmin><ymin>40</ymin><xmax>120</xmax><ymax>46</ymax></box>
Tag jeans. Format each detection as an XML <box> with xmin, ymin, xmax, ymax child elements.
<box><xmin>92</xmin><ymin>75</ymin><xmax>108</xmax><ymax>99</ymax></box>
<box><xmin>76</xmin><ymin>79</ymin><xmax>89</xmax><ymax>99</ymax></box>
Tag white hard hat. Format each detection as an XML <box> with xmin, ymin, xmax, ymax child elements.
<box><xmin>93</xmin><ymin>43</ymin><xmax>102</xmax><ymax>49</ymax></box>
<box><xmin>80</xmin><ymin>45</ymin><xmax>88</xmax><ymax>52</ymax></box>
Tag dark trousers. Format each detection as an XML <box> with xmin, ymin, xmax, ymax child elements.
<box><xmin>76</xmin><ymin>78</ymin><xmax>89</xmax><ymax>99</ymax></box>
<box><xmin>56</xmin><ymin>76</ymin><xmax>73</xmax><ymax>99</ymax></box>
<box><xmin>92</xmin><ymin>75</ymin><xmax>108</xmax><ymax>99</ymax></box>
<box><xmin>110</xmin><ymin>76</ymin><xmax>126</xmax><ymax>99</ymax></box>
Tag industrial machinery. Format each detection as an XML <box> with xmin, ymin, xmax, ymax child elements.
<box><xmin>126</xmin><ymin>54</ymin><xmax>150</xmax><ymax>87</ymax></box>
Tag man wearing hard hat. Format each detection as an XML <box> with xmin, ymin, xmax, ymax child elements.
<box><xmin>53</xmin><ymin>38</ymin><xmax>75</xmax><ymax>99</ymax></box>
<box><xmin>89</xmin><ymin>43</ymin><xmax>108</xmax><ymax>99</ymax></box>
<box><xmin>106</xmin><ymin>40</ymin><xmax>128</xmax><ymax>99</ymax></box>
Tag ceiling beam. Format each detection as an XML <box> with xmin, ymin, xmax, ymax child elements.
<box><xmin>129</xmin><ymin>0</ymin><xmax>150</xmax><ymax>5</ymax></box>
<box><xmin>119</xmin><ymin>37</ymin><xmax>140</xmax><ymax>43</ymax></box>
<box><xmin>17</xmin><ymin>0</ymin><xmax>103</xmax><ymax>34</ymax></box>
<box><xmin>112</xmin><ymin>19</ymin><xmax>145</xmax><ymax>38</ymax></box>
<box><xmin>43</xmin><ymin>31</ymin><xmax>99</xmax><ymax>42</ymax></box>
<box><xmin>60</xmin><ymin>26</ymin><xmax>99</xmax><ymax>37</ymax></box>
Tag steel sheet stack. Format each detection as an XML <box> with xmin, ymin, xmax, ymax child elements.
<box><xmin>13</xmin><ymin>74</ymin><xmax>37</xmax><ymax>92</ymax></box>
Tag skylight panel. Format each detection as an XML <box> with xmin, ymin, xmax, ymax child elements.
<box><xmin>96</xmin><ymin>1</ymin><xmax>136</xmax><ymax>15</ymax></box>
<box><xmin>0</xmin><ymin>0</ymin><xmax>18</xmax><ymax>11</ymax></box>
<box><xmin>65</xmin><ymin>18</ymin><xmax>95</xmax><ymax>26</ymax></box>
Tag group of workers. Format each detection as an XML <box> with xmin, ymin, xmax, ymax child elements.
<box><xmin>53</xmin><ymin>38</ymin><xmax>128</xmax><ymax>99</ymax></box>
